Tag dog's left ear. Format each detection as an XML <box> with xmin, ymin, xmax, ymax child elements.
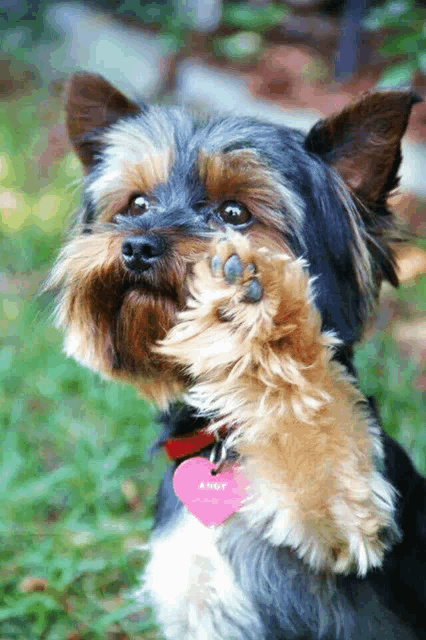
<box><xmin>305</xmin><ymin>91</ymin><xmax>422</xmax><ymax>205</ymax></box>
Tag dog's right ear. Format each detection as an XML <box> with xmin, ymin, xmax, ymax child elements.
<box><xmin>304</xmin><ymin>90</ymin><xmax>421</xmax><ymax>206</ymax></box>
<box><xmin>66</xmin><ymin>72</ymin><xmax>142</xmax><ymax>171</ymax></box>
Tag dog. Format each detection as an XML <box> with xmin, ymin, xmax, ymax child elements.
<box><xmin>48</xmin><ymin>72</ymin><xmax>426</xmax><ymax>639</ymax></box>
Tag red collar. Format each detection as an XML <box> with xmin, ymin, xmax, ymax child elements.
<box><xmin>164</xmin><ymin>427</ymin><xmax>228</xmax><ymax>461</ymax></box>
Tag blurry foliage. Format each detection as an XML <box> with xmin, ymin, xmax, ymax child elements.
<box><xmin>215</xmin><ymin>2</ymin><xmax>290</xmax><ymax>62</ymax></box>
<box><xmin>114</xmin><ymin>0</ymin><xmax>173</xmax><ymax>24</ymax></box>
<box><xmin>114</xmin><ymin>0</ymin><xmax>189</xmax><ymax>49</ymax></box>
<box><xmin>3</xmin><ymin>0</ymin><xmax>426</xmax><ymax>75</ymax></box>
<box><xmin>0</xmin><ymin>0</ymin><xmax>292</xmax><ymax>65</ymax></box>
<box><xmin>223</xmin><ymin>2</ymin><xmax>289</xmax><ymax>32</ymax></box>
<box><xmin>214</xmin><ymin>30</ymin><xmax>263</xmax><ymax>62</ymax></box>
<box><xmin>365</xmin><ymin>0</ymin><xmax>426</xmax><ymax>87</ymax></box>
<box><xmin>114</xmin><ymin>0</ymin><xmax>290</xmax><ymax>60</ymax></box>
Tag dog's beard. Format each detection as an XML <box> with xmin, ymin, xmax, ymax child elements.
<box><xmin>48</xmin><ymin>230</ymin><xmax>209</xmax><ymax>406</ymax></box>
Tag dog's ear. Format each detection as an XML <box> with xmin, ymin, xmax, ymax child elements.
<box><xmin>305</xmin><ymin>91</ymin><xmax>421</xmax><ymax>205</ymax></box>
<box><xmin>66</xmin><ymin>72</ymin><xmax>142</xmax><ymax>170</ymax></box>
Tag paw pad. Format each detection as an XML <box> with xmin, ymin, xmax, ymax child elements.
<box><xmin>224</xmin><ymin>254</ymin><xmax>244</xmax><ymax>284</ymax></box>
<box><xmin>210</xmin><ymin>244</ymin><xmax>263</xmax><ymax>304</ymax></box>
<box><xmin>243</xmin><ymin>278</ymin><xmax>263</xmax><ymax>303</ymax></box>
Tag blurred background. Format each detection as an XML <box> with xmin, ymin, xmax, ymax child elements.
<box><xmin>1</xmin><ymin>1</ymin><xmax>426</xmax><ymax>637</ymax></box>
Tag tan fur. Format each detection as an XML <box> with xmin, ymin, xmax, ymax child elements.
<box><xmin>47</xmin><ymin>230</ymin><xmax>210</xmax><ymax>407</ymax></box>
<box><xmin>97</xmin><ymin>147</ymin><xmax>174</xmax><ymax>222</ymax></box>
<box><xmin>90</xmin><ymin>125</ymin><xmax>175</xmax><ymax>221</ymax></box>
<box><xmin>199</xmin><ymin>150</ymin><xmax>304</xmax><ymax>234</ymax></box>
<box><xmin>157</xmin><ymin>232</ymin><xmax>396</xmax><ymax>575</ymax></box>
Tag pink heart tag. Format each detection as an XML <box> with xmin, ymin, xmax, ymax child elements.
<box><xmin>173</xmin><ymin>457</ymin><xmax>249</xmax><ymax>527</ymax></box>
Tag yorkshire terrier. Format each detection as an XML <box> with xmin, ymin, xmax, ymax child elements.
<box><xmin>48</xmin><ymin>72</ymin><xmax>426</xmax><ymax>639</ymax></box>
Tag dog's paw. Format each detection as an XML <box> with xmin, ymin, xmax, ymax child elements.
<box><xmin>155</xmin><ymin>232</ymin><xmax>279</xmax><ymax>375</ymax></box>
<box><xmin>208</xmin><ymin>233</ymin><xmax>264</xmax><ymax>307</ymax></box>
<box><xmin>157</xmin><ymin>231</ymin><xmax>332</xmax><ymax>378</ymax></box>
<box><xmin>185</xmin><ymin>231</ymin><xmax>271</xmax><ymax>328</ymax></box>
<box><xmin>190</xmin><ymin>231</ymin><xmax>311</xmax><ymax>341</ymax></box>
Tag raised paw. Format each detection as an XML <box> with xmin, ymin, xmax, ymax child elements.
<box><xmin>196</xmin><ymin>232</ymin><xmax>319</xmax><ymax>352</ymax></box>
<box><xmin>156</xmin><ymin>231</ymin><xmax>326</xmax><ymax>379</ymax></box>
<box><xmin>155</xmin><ymin>232</ymin><xmax>285</xmax><ymax>376</ymax></box>
<box><xmin>209</xmin><ymin>235</ymin><xmax>264</xmax><ymax>305</ymax></box>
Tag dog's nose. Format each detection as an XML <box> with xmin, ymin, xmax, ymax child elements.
<box><xmin>122</xmin><ymin>235</ymin><xmax>167</xmax><ymax>272</ymax></box>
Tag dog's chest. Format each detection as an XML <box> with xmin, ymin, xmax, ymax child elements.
<box><xmin>143</xmin><ymin>509</ymin><xmax>264</xmax><ymax>640</ymax></box>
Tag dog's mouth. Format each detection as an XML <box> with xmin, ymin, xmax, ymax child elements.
<box><xmin>105</xmin><ymin>254</ymin><xmax>197</xmax><ymax>376</ymax></box>
<box><xmin>123</xmin><ymin>271</ymin><xmax>188</xmax><ymax>308</ymax></box>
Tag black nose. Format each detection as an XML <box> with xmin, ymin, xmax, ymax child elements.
<box><xmin>122</xmin><ymin>235</ymin><xmax>167</xmax><ymax>272</ymax></box>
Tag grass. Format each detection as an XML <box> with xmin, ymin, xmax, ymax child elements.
<box><xmin>0</xmin><ymin>86</ymin><xmax>425</xmax><ymax>639</ymax></box>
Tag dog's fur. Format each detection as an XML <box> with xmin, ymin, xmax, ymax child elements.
<box><xmin>48</xmin><ymin>73</ymin><xmax>426</xmax><ymax>639</ymax></box>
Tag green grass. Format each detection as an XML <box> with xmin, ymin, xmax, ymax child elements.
<box><xmin>355</xmin><ymin>277</ymin><xmax>426</xmax><ymax>473</ymax></box>
<box><xmin>0</xmin><ymin>86</ymin><xmax>425</xmax><ymax>639</ymax></box>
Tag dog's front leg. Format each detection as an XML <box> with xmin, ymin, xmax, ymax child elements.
<box><xmin>157</xmin><ymin>231</ymin><xmax>398</xmax><ymax>575</ymax></box>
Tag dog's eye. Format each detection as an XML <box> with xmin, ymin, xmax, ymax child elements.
<box><xmin>218</xmin><ymin>201</ymin><xmax>251</xmax><ymax>226</ymax></box>
<box><xmin>128</xmin><ymin>195</ymin><xmax>150</xmax><ymax>215</ymax></box>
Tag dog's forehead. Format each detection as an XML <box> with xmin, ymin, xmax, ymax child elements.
<box><xmin>89</xmin><ymin>104</ymin><xmax>311</xmax><ymax>219</ymax></box>
<box><xmin>102</xmin><ymin>105</ymin><xmax>302</xmax><ymax>166</ymax></box>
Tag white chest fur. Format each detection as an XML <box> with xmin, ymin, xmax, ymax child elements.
<box><xmin>142</xmin><ymin>509</ymin><xmax>263</xmax><ymax>640</ymax></box>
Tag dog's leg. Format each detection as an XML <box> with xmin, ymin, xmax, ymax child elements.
<box><xmin>158</xmin><ymin>231</ymin><xmax>397</xmax><ymax>575</ymax></box>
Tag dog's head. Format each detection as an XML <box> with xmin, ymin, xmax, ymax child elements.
<box><xmin>48</xmin><ymin>72</ymin><xmax>419</xmax><ymax>404</ymax></box>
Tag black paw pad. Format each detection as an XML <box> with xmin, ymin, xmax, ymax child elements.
<box><xmin>224</xmin><ymin>254</ymin><xmax>244</xmax><ymax>284</ymax></box>
<box><xmin>243</xmin><ymin>278</ymin><xmax>263</xmax><ymax>303</ymax></box>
